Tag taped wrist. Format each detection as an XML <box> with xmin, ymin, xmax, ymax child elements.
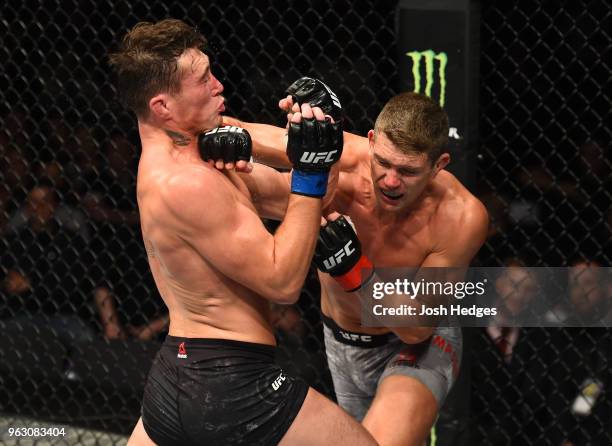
<box><xmin>332</xmin><ymin>254</ymin><xmax>375</xmax><ymax>292</ymax></box>
<box><xmin>291</xmin><ymin>170</ymin><xmax>329</xmax><ymax>198</ymax></box>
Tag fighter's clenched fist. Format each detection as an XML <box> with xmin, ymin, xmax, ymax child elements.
<box><xmin>313</xmin><ymin>216</ymin><xmax>374</xmax><ymax>292</ymax></box>
<box><xmin>287</xmin><ymin>103</ymin><xmax>343</xmax><ymax>198</ymax></box>
<box><xmin>198</xmin><ymin>125</ymin><xmax>252</xmax><ymax>172</ymax></box>
<box><xmin>284</xmin><ymin>77</ymin><xmax>343</xmax><ymax>121</ymax></box>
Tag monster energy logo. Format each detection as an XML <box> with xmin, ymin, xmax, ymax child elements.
<box><xmin>407</xmin><ymin>50</ymin><xmax>448</xmax><ymax>107</ymax></box>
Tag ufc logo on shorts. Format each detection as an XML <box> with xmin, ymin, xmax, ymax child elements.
<box><xmin>300</xmin><ymin>150</ymin><xmax>338</xmax><ymax>164</ymax></box>
<box><xmin>323</xmin><ymin>240</ymin><xmax>355</xmax><ymax>269</ymax></box>
<box><xmin>205</xmin><ymin>126</ymin><xmax>244</xmax><ymax>135</ymax></box>
<box><xmin>340</xmin><ymin>330</ymin><xmax>372</xmax><ymax>343</ymax></box>
<box><xmin>271</xmin><ymin>372</ymin><xmax>286</xmax><ymax>391</ymax></box>
<box><xmin>321</xmin><ymin>81</ymin><xmax>342</xmax><ymax>108</ymax></box>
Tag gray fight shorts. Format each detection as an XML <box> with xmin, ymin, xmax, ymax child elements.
<box><xmin>322</xmin><ymin>314</ymin><xmax>462</xmax><ymax>421</ymax></box>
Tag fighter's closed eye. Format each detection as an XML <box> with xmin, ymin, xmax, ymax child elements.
<box><xmin>376</xmin><ymin>157</ymin><xmax>391</xmax><ymax>168</ymax></box>
<box><xmin>398</xmin><ymin>168</ymin><xmax>419</xmax><ymax>176</ymax></box>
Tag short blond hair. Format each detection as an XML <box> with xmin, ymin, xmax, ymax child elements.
<box><xmin>374</xmin><ymin>92</ymin><xmax>449</xmax><ymax>162</ymax></box>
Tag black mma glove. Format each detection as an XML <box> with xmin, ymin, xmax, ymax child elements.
<box><xmin>198</xmin><ymin>126</ymin><xmax>252</xmax><ymax>164</ymax></box>
<box><xmin>287</xmin><ymin>116</ymin><xmax>343</xmax><ymax>197</ymax></box>
<box><xmin>285</xmin><ymin>77</ymin><xmax>343</xmax><ymax>122</ymax></box>
<box><xmin>314</xmin><ymin>216</ymin><xmax>374</xmax><ymax>292</ymax></box>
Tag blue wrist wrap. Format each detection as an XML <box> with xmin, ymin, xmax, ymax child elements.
<box><xmin>291</xmin><ymin>170</ymin><xmax>329</xmax><ymax>197</ymax></box>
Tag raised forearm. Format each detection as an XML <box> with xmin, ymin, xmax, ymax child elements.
<box><xmin>260</xmin><ymin>104</ymin><xmax>343</xmax><ymax>303</ymax></box>
<box><xmin>267</xmin><ymin>194</ymin><xmax>322</xmax><ymax>303</ymax></box>
<box><xmin>223</xmin><ymin>117</ymin><xmax>291</xmax><ymax>169</ymax></box>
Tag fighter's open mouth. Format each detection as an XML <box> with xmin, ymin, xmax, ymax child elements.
<box><xmin>381</xmin><ymin>189</ymin><xmax>403</xmax><ymax>200</ymax></box>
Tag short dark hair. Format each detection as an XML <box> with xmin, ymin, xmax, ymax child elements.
<box><xmin>108</xmin><ymin>19</ymin><xmax>208</xmax><ymax>118</ymax></box>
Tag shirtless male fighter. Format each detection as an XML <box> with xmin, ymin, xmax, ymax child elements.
<box><xmin>222</xmin><ymin>78</ymin><xmax>489</xmax><ymax>445</ymax></box>
<box><xmin>109</xmin><ymin>21</ymin><xmax>377</xmax><ymax>446</ymax></box>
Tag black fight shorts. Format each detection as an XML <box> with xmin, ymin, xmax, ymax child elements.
<box><xmin>142</xmin><ymin>336</ymin><xmax>309</xmax><ymax>446</ymax></box>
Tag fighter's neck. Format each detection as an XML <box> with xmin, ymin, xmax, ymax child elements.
<box><xmin>138</xmin><ymin>120</ymin><xmax>199</xmax><ymax>155</ymax></box>
<box><xmin>373</xmin><ymin>198</ymin><xmax>426</xmax><ymax>225</ymax></box>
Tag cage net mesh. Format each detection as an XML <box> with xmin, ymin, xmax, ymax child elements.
<box><xmin>0</xmin><ymin>1</ymin><xmax>610</xmax><ymax>444</ymax></box>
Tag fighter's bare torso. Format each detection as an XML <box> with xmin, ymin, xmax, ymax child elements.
<box><xmin>136</xmin><ymin>139</ymin><xmax>276</xmax><ymax>345</ymax></box>
<box><xmin>321</xmin><ymin>139</ymin><xmax>484</xmax><ymax>335</ymax></box>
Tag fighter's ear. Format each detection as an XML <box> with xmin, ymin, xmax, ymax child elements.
<box><xmin>149</xmin><ymin>94</ymin><xmax>171</xmax><ymax>120</ymax></box>
<box><xmin>432</xmin><ymin>153</ymin><xmax>450</xmax><ymax>176</ymax></box>
<box><xmin>367</xmin><ymin>130</ymin><xmax>375</xmax><ymax>150</ymax></box>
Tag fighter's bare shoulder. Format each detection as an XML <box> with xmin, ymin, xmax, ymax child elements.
<box><xmin>159</xmin><ymin>164</ymin><xmax>234</xmax><ymax>231</ymax></box>
<box><xmin>340</xmin><ymin>132</ymin><xmax>369</xmax><ymax>171</ymax></box>
<box><xmin>430</xmin><ymin>171</ymin><xmax>489</xmax><ymax>262</ymax></box>
<box><xmin>437</xmin><ymin>172</ymin><xmax>487</xmax><ymax>227</ymax></box>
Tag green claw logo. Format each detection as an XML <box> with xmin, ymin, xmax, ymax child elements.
<box><xmin>406</xmin><ymin>50</ymin><xmax>448</xmax><ymax>107</ymax></box>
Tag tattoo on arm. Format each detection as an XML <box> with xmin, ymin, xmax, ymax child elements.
<box><xmin>165</xmin><ymin>130</ymin><xmax>191</xmax><ymax>146</ymax></box>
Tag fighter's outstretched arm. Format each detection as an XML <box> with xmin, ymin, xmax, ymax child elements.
<box><xmin>222</xmin><ymin>116</ymin><xmax>291</xmax><ymax>169</ymax></box>
<box><xmin>222</xmin><ymin>115</ymin><xmax>366</xmax><ymax>172</ymax></box>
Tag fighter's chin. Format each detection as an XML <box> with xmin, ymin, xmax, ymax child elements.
<box><xmin>377</xmin><ymin>190</ymin><xmax>404</xmax><ymax>206</ymax></box>
<box><xmin>375</xmin><ymin>197</ymin><xmax>400</xmax><ymax>212</ymax></box>
<box><xmin>199</xmin><ymin>114</ymin><xmax>222</xmax><ymax>133</ymax></box>
<box><xmin>376</xmin><ymin>193</ymin><xmax>414</xmax><ymax>213</ymax></box>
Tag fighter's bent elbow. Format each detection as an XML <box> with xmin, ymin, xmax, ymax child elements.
<box><xmin>274</xmin><ymin>289</ymin><xmax>301</xmax><ymax>305</ymax></box>
<box><xmin>262</xmin><ymin>287</ymin><xmax>300</xmax><ymax>305</ymax></box>
<box><xmin>260</xmin><ymin>276</ymin><xmax>302</xmax><ymax>304</ymax></box>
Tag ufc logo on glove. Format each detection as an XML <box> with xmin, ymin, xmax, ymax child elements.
<box><xmin>299</xmin><ymin>150</ymin><xmax>338</xmax><ymax>164</ymax></box>
<box><xmin>321</xmin><ymin>82</ymin><xmax>341</xmax><ymax>109</ymax></box>
<box><xmin>322</xmin><ymin>240</ymin><xmax>356</xmax><ymax>269</ymax></box>
<box><xmin>205</xmin><ymin>126</ymin><xmax>244</xmax><ymax>135</ymax></box>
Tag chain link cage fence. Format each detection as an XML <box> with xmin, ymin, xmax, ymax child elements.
<box><xmin>0</xmin><ymin>0</ymin><xmax>610</xmax><ymax>444</ymax></box>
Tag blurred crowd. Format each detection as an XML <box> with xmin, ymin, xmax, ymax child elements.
<box><xmin>0</xmin><ymin>110</ymin><xmax>167</xmax><ymax>343</ymax></box>
<box><xmin>0</xmin><ymin>110</ymin><xmax>312</xmax><ymax>350</ymax></box>
<box><xmin>472</xmin><ymin>259</ymin><xmax>612</xmax><ymax>445</ymax></box>
<box><xmin>478</xmin><ymin>137</ymin><xmax>610</xmax><ymax>266</ymax></box>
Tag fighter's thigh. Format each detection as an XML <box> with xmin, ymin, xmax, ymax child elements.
<box><xmin>127</xmin><ymin>417</ymin><xmax>157</xmax><ymax>446</ymax></box>
<box><xmin>362</xmin><ymin>375</ymin><xmax>437</xmax><ymax>446</ymax></box>
<box><xmin>324</xmin><ymin>327</ymin><xmax>377</xmax><ymax>420</ymax></box>
<box><xmin>279</xmin><ymin>387</ymin><xmax>378</xmax><ymax>446</ymax></box>
<box><xmin>326</xmin><ymin>353</ymin><xmax>374</xmax><ymax>420</ymax></box>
